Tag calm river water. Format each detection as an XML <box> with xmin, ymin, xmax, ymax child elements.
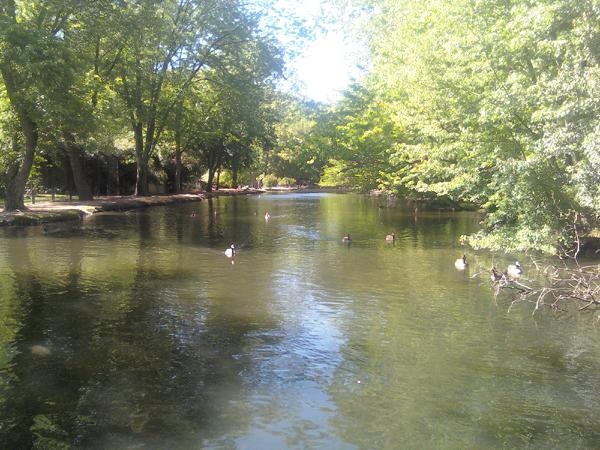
<box><xmin>1</xmin><ymin>192</ymin><xmax>600</xmax><ymax>449</ymax></box>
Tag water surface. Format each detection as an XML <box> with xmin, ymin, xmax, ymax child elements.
<box><xmin>0</xmin><ymin>192</ymin><xmax>599</xmax><ymax>449</ymax></box>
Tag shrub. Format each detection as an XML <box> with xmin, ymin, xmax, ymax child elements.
<box><xmin>278</xmin><ymin>177</ymin><xmax>296</xmax><ymax>187</ymax></box>
<box><xmin>218</xmin><ymin>170</ymin><xmax>234</xmax><ymax>188</ymax></box>
<box><xmin>262</xmin><ymin>174</ymin><xmax>279</xmax><ymax>188</ymax></box>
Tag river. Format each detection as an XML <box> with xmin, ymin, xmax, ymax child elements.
<box><xmin>0</xmin><ymin>192</ymin><xmax>599</xmax><ymax>449</ymax></box>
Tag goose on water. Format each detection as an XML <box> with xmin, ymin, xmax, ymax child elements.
<box><xmin>224</xmin><ymin>244</ymin><xmax>235</xmax><ymax>258</ymax></box>
<box><xmin>490</xmin><ymin>266</ymin><xmax>504</xmax><ymax>282</ymax></box>
<box><xmin>454</xmin><ymin>254</ymin><xmax>467</xmax><ymax>270</ymax></box>
<box><xmin>506</xmin><ymin>261</ymin><xmax>522</xmax><ymax>278</ymax></box>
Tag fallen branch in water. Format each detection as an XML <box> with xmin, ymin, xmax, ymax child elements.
<box><xmin>490</xmin><ymin>259</ymin><xmax>600</xmax><ymax>316</ymax></box>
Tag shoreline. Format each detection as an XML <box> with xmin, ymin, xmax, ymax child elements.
<box><xmin>0</xmin><ymin>189</ymin><xmax>265</xmax><ymax>227</ymax></box>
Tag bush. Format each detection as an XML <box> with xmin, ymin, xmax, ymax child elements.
<box><xmin>218</xmin><ymin>170</ymin><xmax>234</xmax><ymax>188</ymax></box>
<box><xmin>262</xmin><ymin>174</ymin><xmax>279</xmax><ymax>188</ymax></box>
<box><xmin>278</xmin><ymin>177</ymin><xmax>296</xmax><ymax>187</ymax></box>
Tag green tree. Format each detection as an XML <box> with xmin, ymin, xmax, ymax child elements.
<box><xmin>320</xmin><ymin>85</ymin><xmax>399</xmax><ymax>191</ymax></box>
<box><xmin>164</xmin><ymin>26</ymin><xmax>282</xmax><ymax>192</ymax></box>
<box><xmin>0</xmin><ymin>0</ymin><xmax>78</xmax><ymax>209</ymax></box>
<box><xmin>109</xmin><ymin>0</ymin><xmax>268</xmax><ymax>196</ymax></box>
<box><xmin>265</xmin><ymin>97</ymin><xmax>328</xmax><ymax>185</ymax></box>
<box><xmin>333</xmin><ymin>0</ymin><xmax>600</xmax><ymax>254</ymax></box>
<box><xmin>0</xmin><ymin>0</ymin><xmax>111</xmax><ymax>206</ymax></box>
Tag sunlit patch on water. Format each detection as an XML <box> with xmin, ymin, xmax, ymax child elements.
<box><xmin>279</xmin><ymin>224</ymin><xmax>322</xmax><ymax>241</ymax></box>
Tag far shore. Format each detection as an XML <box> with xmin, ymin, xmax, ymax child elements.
<box><xmin>0</xmin><ymin>188</ymin><xmax>266</xmax><ymax>227</ymax></box>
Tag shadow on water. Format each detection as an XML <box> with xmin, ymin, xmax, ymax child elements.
<box><xmin>0</xmin><ymin>212</ymin><xmax>280</xmax><ymax>449</ymax></box>
<box><xmin>0</xmin><ymin>236</ymin><xmax>96</xmax><ymax>448</ymax></box>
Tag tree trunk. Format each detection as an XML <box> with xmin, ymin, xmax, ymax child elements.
<box><xmin>50</xmin><ymin>166</ymin><xmax>55</xmax><ymax>201</ymax></box>
<box><xmin>174</xmin><ymin>100</ymin><xmax>183</xmax><ymax>193</ymax></box>
<box><xmin>133</xmin><ymin>122</ymin><xmax>150</xmax><ymax>196</ymax></box>
<box><xmin>232</xmin><ymin>157</ymin><xmax>239</xmax><ymax>187</ymax></box>
<box><xmin>64</xmin><ymin>138</ymin><xmax>93</xmax><ymax>201</ymax></box>
<box><xmin>4</xmin><ymin>118</ymin><xmax>37</xmax><ymax>210</ymax></box>
<box><xmin>114</xmin><ymin>157</ymin><xmax>121</xmax><ymax>195</ymax></box>
<box><xmin>135</xmin><ymin>158</ymin><xmax>150</xmax><ymax>196</ymax></box>
<box><xmin>174</xmin><ymin>136</ymin><xmax>182</xmax><ymax>193</ymax></box>
<box><xmin>4</xmin><ymin>162</ymin><xmax>26</xmax><ymax>210</ymax></box>
<box><xmin>174</xmin><ymin>151</ymin><xmax>182</xmax><ymax>193</ymax></box>
<box><xmin>205</xmin><ymin>145</ymin><xmax>217</xmax><ymax>193</ymax></box>
<box><xmin>1</xmin><ymin>59</ymin><xmax>37</xmax><ymax>211</ymax></box>
<box><xmin>206</xmin><ymin>165</ymin><xmax>215</xmax><ymax>193</ymax></box>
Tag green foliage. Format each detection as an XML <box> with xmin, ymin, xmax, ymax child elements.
<box><xmin>218</xmin><ymin>169</ymin><xmax>234</xmax><ymax>188</ymax></box>
<box><xmin>278</xmin><ymin>176</ymin><xmax>296</xmax><ymax>186</ymax></box>
<box><xmin>324</xmin><ymin>0</ymin><xmax>600</xmax><ymax>255</ymax></box>
<box><xmin>305</xmin><ymin>85</ymin><xmax>401</xmax><ymax>191</ymax></box>
<box><xmin>0</xmin><ymin>91</ymin><xmax>15</xmax><ymax>186</ymax></box>
<box><xmin>260</xmin><ymin>96</ymin><xmax>326</xmax><ymax>184</ymax></box>
<box><xmin>319</xmin><ymin>159</ymin><xmax>352</xmax><ymax>187</ymax></box>
<box><xmin>262</xmin><ymin>173</ymin><xmax>279</xmax><ymax>188</ymax></box>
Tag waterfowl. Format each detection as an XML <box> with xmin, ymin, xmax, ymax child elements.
<box><xmin>385</xmin><ymin>232</ymin><xmax>396</xmax><ymax>243</ymax></box>
<box><xmin>490</xmin><ymin>266</ymin><xmax>504</xmax><ymax>282</ymax></box>
<box><xmin>506</xmin><ymin>261</ymin><xmax>522</xmax><ymax>278</ymax></box>
<box><xmin>342</xmin><ymin>234</ymin><xmax>352</xmax><ymax>243</ymax></box>
<box><xmin>224</xmin><ymin>244</ymin><xmax>235</xmax><ymax>258</ymax></box>
<box><xmin>454</xmin><ymin>254</ymin><xmax>467</xmax><ymax>270</ymax></box>
<box><xmin>264</xmin><ymin>211</ymin><xmax>271</xmax><ymax>221</ymax></box>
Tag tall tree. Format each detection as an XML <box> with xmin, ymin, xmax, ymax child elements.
<box><xmin>0</xmin><ymin>0</ymin><xmax>101</xmax><ymax>207</ymax></box>
<box><xmin>110</xmin><ymin>0</ymin><xmax>264</xmax><ymax>196</ymax></box>
<box><xmin>163</xmin><ymin>15</ymin><xmax>282</xmax><ymax>192</ymax></box>
<box><xmin>0</xmin><ymin>1</ymin><xmax>56</xmax><ymax>210</ymax></box>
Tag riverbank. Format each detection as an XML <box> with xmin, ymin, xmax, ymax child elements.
<box><xmin>0</xmin><ymin>189</ymin><xmax>264</xmax><ymax>227</ymax></box>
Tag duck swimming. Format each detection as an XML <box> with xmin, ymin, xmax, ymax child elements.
<box><xmin>342</xmin><ymin>234</ymin><xmax>352</xmax><ymax>243</ymax></box>
<box><xmin>224</xmin><ymin>244</ymin><xmax>235</xmax><ymax>258</ymax></box>
<box><xmin>454</xmin><ymin>254</ymin><xmax>467</xmax><ymax>270</ymax></box>
<box><xmin>385</xmin><ymin>232</ymin><xmax>396</xmax><ymax>243</ymax></box>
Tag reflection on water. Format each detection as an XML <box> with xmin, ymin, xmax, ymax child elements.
<box><xmin>0</xmin><ymin>193</ymin><xmax>600</xmax><ymax>448</ymax></box>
